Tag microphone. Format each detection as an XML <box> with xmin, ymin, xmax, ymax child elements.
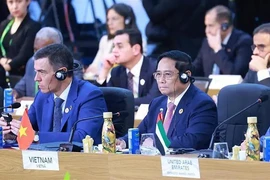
<box><xmin>190</xmin><ymin>95</ymin><xmax>268</xmax><ymax>158</ymax></box>
<box><xmin>59</xmin><ymin>111</ymin><xmax>128</xmax><ymax>152</ymax></box>
<box><xmin>0</xmin><ymin>102</ymin><xmax>21</xmax><ymax>110</ymax></box>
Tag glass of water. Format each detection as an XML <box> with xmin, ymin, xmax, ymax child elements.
<box><xmin>212</xmin><ymin>142</ymin><xmax>230</xmax><ymax>159</ymax></box>
<box><xmin>140</xmin><ymin>133</ymin><xmax>158</xmax><ymax>155</ymax></box>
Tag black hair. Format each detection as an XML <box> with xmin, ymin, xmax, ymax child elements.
<box><xmin>157</xmin><ymin>50</ymin><xmax>193</xmax><ymax>74</ymax></box>
<box><xmin>115</xmin><ymin>29</ymin><xmax>143</xmax><ymax>53</ymax></box>
<box><xmin>107</xmin><ymin>3</ymin><xmax>139</xmax><ymax>39</ymax></box>
<box><xmin>34</xmin><ymin>44</ymin><xmax>74</xmax><ymax>76</ymax></box>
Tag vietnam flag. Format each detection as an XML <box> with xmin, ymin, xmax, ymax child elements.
<box><xmin>17</xmin><ymin>109</ymin><xmax>35</xmax><ymax>150</ymax></box>
<box><xmin>155</xmin><ymin>109</ymin><xmax>171</xmax><ymax>153</ymax></box>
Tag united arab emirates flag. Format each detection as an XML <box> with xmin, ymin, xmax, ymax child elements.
<box><xmin>155</xmin><ymin>110</ymin><xmax>171</xmax><ymax>153</ymax></box>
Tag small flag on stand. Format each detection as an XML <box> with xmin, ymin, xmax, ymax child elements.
<box><xmin>155</xmin><ymin>108</ymin><xmax>171</xmax><ymax>153</ymax></box>
<box><xmin>17</xmin><ymin>109</ymin><xmax>35</xmax><ymax>150</ymax></box>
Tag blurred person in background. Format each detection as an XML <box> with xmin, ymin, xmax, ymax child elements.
<box><xmin>84</xmin><ymin>3</ymin><xmax>146</xmax><ymax>80</ymax></box>
<box><xmin>95</xmin><ymin>29</ymin><xmax>160</xmax><ymax>106</ymax></box>
<box><xmin>0</xmin><ymin>0</ymin><xmax>40</xmax><ymax>88</ymax></box>
<box><xmin>243</xmin><ymin>23</ymin><xmax>270</xmax><ymax>87</ymax></box>
<box><xmin>193</xmin><ymin>5</ymin><xmax>252</xmax><ymax>78</ymax></box>
<box><xmin>143</xmin><ymin>0</ymin><xmax>228</xmax><ymax>59</ymax></box>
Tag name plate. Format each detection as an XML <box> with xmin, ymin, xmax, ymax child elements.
<box><xmin>161</xmin><ymin>156</ymin><xmax>200</xmax><ymax>179</ymax></box>
<box><xmin>22</xmin><ymin>150</ymin><xmax>59</xmax><ymax>171</ymax></box>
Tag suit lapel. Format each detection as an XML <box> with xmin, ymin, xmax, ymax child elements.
<box><xmin>119</xmin><ymin>67</ymin><xmax>128</xmax><ymax>88</ymax></box>
<box><xmin>42</xmin><ymin>94</ymin><xmax>54</xmax><ymax>131</ymax></box>
<box><xmin>60</xmin><ymin>78</ymin><xmax>79</xmax><ymax>131</ymax></box>
<box><xmin>166</xmin><ymin>84</ymin><xmax>195</xmax><ymax>137</ymax></box>
<box><xmin>224</xmin><ymin>29</ymin><xmax>238</xmax><ymax>54</ymax></box>
<box><xmin>138</xmin><ymin>57</ymin><xmax>148</xmax><ymax>97</ymax></box>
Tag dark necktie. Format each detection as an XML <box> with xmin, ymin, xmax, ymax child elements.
<box><xmin>127</xmin><ymin>72</ymin><xmax>134</xmax><ymax>92</ymax></box>
<box><xmin>53</xmin><ymin>97</ymin><xmax>64</xmax><ymax>132</ymax></box>
<box><xmin>163</xmin><ymin>102</ymin><xmax>176</xmax><ymax>134</ymax></box>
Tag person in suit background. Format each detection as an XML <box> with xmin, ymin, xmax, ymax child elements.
<box><xmin>193</xmin><ymin>5</ymin><xmax>252</xmax><ymax>78</ymax></box>
<box><xmin>96</xmin><ymin>29</ymin><xmax>161</xmax><ymax>106</ymax></box>
<box><xmin>13</xmin><ymin>27</ymin><xmax>83</xmax><ymax>99</ymax></box>
<box><xmin>143</xmin><ymin>0</ymin><xmax>228</xmax><ymax>59</ymax></box>
<box><xmin>116</xmin><ymin>50</ymin><xmax>218</xmax><ymax>155</ymax></box>
<box><xmin>243</xmin><ymin>23</ymin><xmax>270</xmax><ymax>87</ymax></box>
<box><xmin>0</xmin><ymin>44</ymin><xmax>107</xmax><ymax>144</ymax></box>
<box><xmin>84</xmin><ymin>3</ymin><xmax>146</xmax><ymax>80</ymax></box>
<box><xmin>0</xmin><ymin>0</ymin><xmax>41</xmax><ymax>88</ymax></box>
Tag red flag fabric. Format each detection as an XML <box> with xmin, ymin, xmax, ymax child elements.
<box><xmin>17</xmin><ymin>109</ymin><xmax>35</xmax><ymax>150</ymax></box>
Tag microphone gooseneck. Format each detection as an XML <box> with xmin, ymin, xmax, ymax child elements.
<box><xmin>208</xmin><ymin>95</ymin><xmax>268</xmax><ymax>150</ymax></box>
<box><xmin>68</xmin><ymin>111</ymin><xmax>128</xmax><ymax>143</ymax></box>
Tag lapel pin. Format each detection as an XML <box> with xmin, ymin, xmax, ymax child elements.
<box><xmin>70</xmin><ymin>105</ymin><xmax>72</xmax><ymax>111</ymax></box>
<box><xmin>65</xmin><ymin>108</ymin><xmax>69</xmax><ymax>114</ymax></box>
<box><xmin>227</xmin><ymin>48</ymin><xmax>231</xmax><ymax>52</ymax></box>
<box><xmin>179</xmin><ymin>108</ymin><xmax>183</xmax><ymax>114</ymax></box>
<box><xmin>140</xmin><ymin>79</ymin><xmax>145</xmax><ymax>86</ymax></box>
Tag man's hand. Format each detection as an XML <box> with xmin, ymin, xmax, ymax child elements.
<box><xmin>102</xmin><ymin>54</ymin><xmax>116</xmax><ymax>70</ymax></box>
<box><xmin>0</xmin><ymin>117</ymin><xmax>21</xmax><ymax>136</ymax></box>
<box><xmin>97</xmin><ymin>54</ymin><xmax>116</xmax><ymax>81</ymax></box>
<box><xmin>116</xmin><ymin>139</ymin><xmax>126</xmax><ymax>150</ymax></box>
<box><xmin>249</xmin><ymin>53</ymin><xmax>270</xmax><ymax>72</ymax></box>
<box><xmin>207</xmin><ymin>29</ymin><xmax>222</xmax><ymax>53</ymax></box>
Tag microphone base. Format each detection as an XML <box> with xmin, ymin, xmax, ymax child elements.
<box><xmin>188</xmin><ymin>149</ymin><xmax>229</xmax><ymax>159</ymax></box>
<box><xmin>59</xmin><ymin>143</ymin><xmax>82</xmax><ymax>152</ymax></box>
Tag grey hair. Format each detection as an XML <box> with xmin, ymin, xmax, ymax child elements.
<box><xmin>35</xmin><ymin>27</ymin><xmax>63</xmax><ymax>44</ymax></box>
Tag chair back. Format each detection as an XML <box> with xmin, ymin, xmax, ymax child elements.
<box><xmin>99</xmin><ymin>87</ymin><xmax>134</xmax><ymax>138</ymax></box>
<box><xmin>217</xmin><ymin>83</ymin><xmax>270</xmax><ymax>150</ymax></box>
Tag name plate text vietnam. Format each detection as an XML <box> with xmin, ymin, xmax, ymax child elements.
<box><xmin>22</xmin><ymin>150</ymin><xmax>59</xmax><ymax>171</ymax></box>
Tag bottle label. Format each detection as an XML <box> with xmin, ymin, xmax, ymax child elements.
<box><xmin>246</xmin><ymin>124</ymin><xmax>260</xmax><ymax>161</ymax></box>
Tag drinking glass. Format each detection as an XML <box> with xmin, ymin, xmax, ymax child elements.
<box><xmin>212</xmin><ymin>142</ymin><xmax>230</xmax><ymax>159</ymax></box>
<box><xmin>140</xmin><ymin>133</ymin><xmax>157</xmax><ymax>155</ymax></box>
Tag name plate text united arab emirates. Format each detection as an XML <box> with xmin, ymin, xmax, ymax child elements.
<box><xmin>22</xmin><ymin>150</ymin><xmax>59</xmax><ymax>171</ymax></box>
<box><xmin>161</xmin><ymin>156</ymin><xmax>200</xmax><ymax>179</ymax></box>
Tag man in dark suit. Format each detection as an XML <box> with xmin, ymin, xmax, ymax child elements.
<box><xmin>117</xmin><ymin>50</ymin><xmax>218</xmax><ymax>155</ymax></box>
<box><xmin>96</xmin><ymin>29</ymin><xmax>161</xmax><ymax>106</ymax></box>
<box><xmin>0</xmin><ymin>44</ymin><xmax>107</xmax><ymax>144</ymax></box>
<box><xmin>193</xmin><ymin>5</ymin><xmax>252</xmax><ymax>78</ymax></box>
<box><xmin>243</xmin><ymin>23</ymin><xmax>270</xmax><ymax>87</ymax></box>
<box><xmin>13</xmin><ymin>27</ymin><xmax>83</xmax><ymax>99</ymax></box>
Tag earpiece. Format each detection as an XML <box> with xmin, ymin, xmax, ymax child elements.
<box><xmin>55</xmin><ymin>69</ymin><xmax>67</xmax><ymax>81</ymax></box>
<box><xmin>179</xmin><ymin>72</ymin><xmax>189</xmax><ymax>84</ymax></box>
<box><xmin>125</xmin><ymin>17</ymin><xmax>131</xmax><ymax>25</ymax></box>
<box><xmin>221</xmin><ymin>22</ymin><xmax>229</xmax><ymax>31</ymax></box>
<box><xmin>54</xmin><ymin>62</ymin><xmax>81</xmax><ymax>81</ymax></box>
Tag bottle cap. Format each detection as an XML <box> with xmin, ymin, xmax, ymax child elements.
<box><xmin>103</xmin><ymin>112</ymin><xmax>112</xmax><ymax>118</ymax></box>
<box><xmin>247</xmin><ymin>117</ymin><xmax>257</xmax><ymax>123</ymax></box>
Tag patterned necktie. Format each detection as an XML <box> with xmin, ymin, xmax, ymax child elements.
<box><xmin>163</xmin><ymin>102</ymin><xmax>176</xmax><ymax>134</ymax></box>
<box><xmin>53</xmin><ymin>97</ymin><xmax>64</xmax><ymax>132</ymax></box>
<box><xmin>127</xmin><ymin>72</ymin><xmax>134</xmax><ymax>92</ymax></box>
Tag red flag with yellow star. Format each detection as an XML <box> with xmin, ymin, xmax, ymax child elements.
<box><xmin>17</xmin><ymin>109</ymin><xmax>35</xmax><ymax>150</ymax></box>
